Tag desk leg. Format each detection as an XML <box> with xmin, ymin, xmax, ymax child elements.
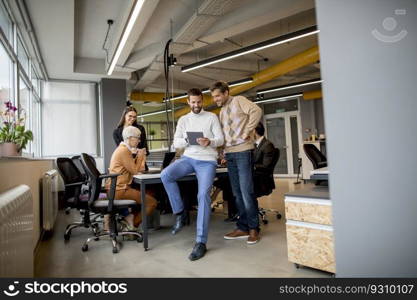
<box><xmin>141</xmin><ymin>182</ymin><xmax>148</xmax><ymax>251</ymax></box>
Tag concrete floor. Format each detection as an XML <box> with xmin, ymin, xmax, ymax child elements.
<box><xmin>35</xmin><ymin>179</ymin><xmax>331</xmax><ymax>278</ymax></box>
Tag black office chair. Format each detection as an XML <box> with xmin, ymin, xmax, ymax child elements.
<box><xmin>303</xmin><ymin>144</ymin><xmax>327</xmax><ymax>169</ymax></box>
<box><xmin>72</xmin><ymin>155</ymin><xmax>106</xmax><ymax>225</ymax></box>
<box><xmin>256</xmin><ymin>147</ymin><xmax>282</xmax><ymax>224</ymax></box>
<box><xmin>80</xmin><ymin>153</ymin><xmax>142</xmax><ymax>254</ymax></box>
<box><xmin>56</xmin><ymin>157</ymin><xmax>99</xmax><ymax>241</ymax></box>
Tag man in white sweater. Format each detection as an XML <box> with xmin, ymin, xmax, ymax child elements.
<box><xmin>161</xmin><ymin>88</ymin><xmax>224</xmax><ymax>261</ymax></box>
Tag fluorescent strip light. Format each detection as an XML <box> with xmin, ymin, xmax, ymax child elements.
<box><xmin>228</xmin><ymin>77</ymin><xmax>253</xmax><ymax>87</ymax></box>
<box><xmin>257</xmin><ymin>79</ymin><xmax>322</xmax><ymax>95</ymax></box>
<box><xmin>165</xmin><ymin>78</ymin><xmax>253</xmax><ymax>102</ymax></box>
<box><xmin>182</xmin><ymin>26</ymin><xmax>319</xmax><ymax>73</ymax></box>
<box><xmin>139</xmin><ymin>109</ymin><xmax>172</xmax><ymax>117</ymax></box>
<box><xmin>169</xmin><ymin>93</ymin><xmax>188</xmax><ymax>101</ymax></box>
<box><xmin>254</xmin><ymin>93</ymin><xmax>302</xmax><ymax>104</ymax></box>
<box><xmin>107</xmin><ymin>0</ymin><xmax>145</xmax><ymax>75</ymax></box>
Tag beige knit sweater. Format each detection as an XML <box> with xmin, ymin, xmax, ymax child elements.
<box><xmin>219</xmin><ymin>95</ymin><xmax>262</xmax><ymax>153</ymax></box>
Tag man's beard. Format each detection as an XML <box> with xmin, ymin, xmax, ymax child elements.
<box><xmin>192</xmin><ymin>107</ymin><xmax>202</xmax><ymax>113</ymax></box>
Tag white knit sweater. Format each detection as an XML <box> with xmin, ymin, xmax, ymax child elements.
<box><xmin>173</xmin><ymin>110</ymin><xmax>224</xmax><ymax>161</ymax></box>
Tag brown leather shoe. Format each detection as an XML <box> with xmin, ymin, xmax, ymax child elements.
<box><xmin>224</xmin><ymin>229</ymin><xmax>249</xmax><ymax>240</ymax></box>
<box><xmin>247</xmin><ymin>229</ymin><xmax>260</xmax><ymax>244</ymax></box>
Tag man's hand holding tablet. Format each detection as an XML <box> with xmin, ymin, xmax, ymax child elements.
<box><xmin>186</xmin><ymin>131</ymin><xmax>210</xmax><ymax>147</ymax></box>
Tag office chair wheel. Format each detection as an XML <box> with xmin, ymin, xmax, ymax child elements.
<box><xmin>64</xmin><ymin>233</ymin><xmax>70</xmax><ymax>241</ymax></box>
<box><xmin>294</xmin><ymin>263</ymin><xmax>300</xmax><ymax>269</ymax></box>
<box><xmin>81</xmin><ymin>244</ymin><xmax>88</xmax><ymax>252</ymax></box>
<box><xmin>276</xmin><ymin>213</ymin><xmax>282</xmax><ymax>219</ymax></box>
<box><xmin>91</xmin><ymin>223</ymin><xmax>100</xmax><ymax>235</ymax></box>
<box><xmin>262</xmin><ymin>219</ymin><xmax>269</xmax><ymax>225</ymax></box>
<box><xmin>137</xmin><ymin>234</ymin><xmax>143</xmax><ymax>243</ymax></box>
<box><xmin>112</xmin><ymin>247</ymin><xmax>119</xmax><ymax>254</ymax></box>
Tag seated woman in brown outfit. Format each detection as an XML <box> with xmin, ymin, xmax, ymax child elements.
<box><xmin>107</xmin><ymin>126</ymin><xmax>157</xmax><ymax>230</ymax></box>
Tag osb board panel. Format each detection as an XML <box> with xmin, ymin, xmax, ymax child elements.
<box><xmin>286</xmin><ymin>224</ymin><xmax>335</xmax><ymax>273</ymax></box>
<box><xmin>285</xmin><ymin>202</ymin><xmax>332</xmax><ymax>225</ymax></box>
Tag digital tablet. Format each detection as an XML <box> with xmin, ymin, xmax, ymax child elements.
<box><xmin>186</xmin><ymin>131</ymin><xmax>204</xmax><ymax>145</ymax></box>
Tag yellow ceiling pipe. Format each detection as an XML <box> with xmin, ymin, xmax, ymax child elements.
<box><xmin>303</xmin><ymin>89</ymin><xmax>322</xmax><ymax>100</ymax></box>
<box><xmin>174</xmin><ymin>45</ymin><xmax>319</xmax><ymax>118</ymax></box>
<box><xmin>229</xmin><ymin>46</ymin><xmax>319</xmax><ymax>95</ymax></box>
<box><xmin>130</xmin><ymin>92</ymin><xmax>165</xmax><ymax>102</ymax></box>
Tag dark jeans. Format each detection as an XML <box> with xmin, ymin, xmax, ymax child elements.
<box><xmin>226</xmin><ymin>150</ymin><xmax>259</xmax><ymax>232</ymax></box>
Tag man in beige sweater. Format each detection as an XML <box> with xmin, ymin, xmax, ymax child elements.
<box><xmin>211</xmin><ymin>81</ymin><xmax>263</xmax><ymax>244</ymax></box>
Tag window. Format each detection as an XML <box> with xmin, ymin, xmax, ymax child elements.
<box><xmin>17</xmin><ymin>37</ymin><xmax>29</xmax><ymax>75</ymax></box>
<box><xmin>0</xmin><ymin>43</ymin><xmax>13</xmax><ymax>107</ymax></box>
<box><xmin>0</xmin><ymin>3</ymin><xmax>12</xmax><ymax>41</ymax></box>
<box><xmin>31</xmin><ymin>94</ymin><xmax>41</xmax><ymax>156</ymax></box>
<box><xmin>19</xmin><ymin>77</ymin><xmax>30</xmax><ymax>153</ymax></box>
<box><xmin>31</xmin><ymin>66</ymin><xmax>39</xmax><ymax>96</ymax></box>
<box><xmin>1</xmin><ymin>3</ymin><xmax>42</xmax><ymax>157</ymax></box>
<box><xmin>41</xmin><ymin>81</ymin><xmax>98</xmax><ymax>156</ymax></box>
<box><xmin>263</xmin><ymin>99</ymin><xmax>298</xmax><ymax>114</ymax></box>
<box><xmin>19</xmin><ymin>77</ymin><xmax>30</xmax><ymax>125</ymax></box>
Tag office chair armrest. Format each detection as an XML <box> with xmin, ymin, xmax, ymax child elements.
<box><xmin>99</xmin><ymin>173</ymin><xmax>121</xmax><ymax>179</ymax></box>
<box><xmin>65</xmin><ymin>181</ymin><xmax>85</xmax><ymax>188</ymax></box>
<box><xmin>317</xmin><ymin>161</ymin><xmax>328</xmax><ymax>168</ymax></box>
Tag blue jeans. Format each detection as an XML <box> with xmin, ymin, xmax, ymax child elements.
<box><xmin>226</xmin><ymin>150</ymin><xmax>259</xmax><ymax>232</ymax></box>
<box><xmin>161</xmin><ymin>156</ymin><xmax>217</xmax><ymax>244</ymax></box>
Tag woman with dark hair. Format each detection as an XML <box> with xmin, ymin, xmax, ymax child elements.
<box><xmin>113</xmin><ymin>106</ymin><xmax>149</xmax><ymax>156</ymax></box>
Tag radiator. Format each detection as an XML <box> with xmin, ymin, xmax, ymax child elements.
<box><xmin>0</xmin><ymin>185</ymin><xmax>33</xmax><ymax>277</ymax></box>
<box><xmin>42</xmin><ymin>169</ymin><xmax>59</xmax><ymax>231</ymax></box>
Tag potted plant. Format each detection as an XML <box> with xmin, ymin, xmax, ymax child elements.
<box><xmin>148</xmin><ymin>129</ymin><xmax>156</xmax><ymax>140</ymax></box>
<box><xmin>0</xmin><ymin>101</ymin><xmax>33</xmax><ymax>156</ymax></box>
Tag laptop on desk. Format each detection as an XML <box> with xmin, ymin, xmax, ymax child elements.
<box><xmin>142</xmin><ymin>152</ymin><xmax>176</xmax><ymax>174</ymax></box>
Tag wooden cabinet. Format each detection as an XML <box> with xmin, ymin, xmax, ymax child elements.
<box><xmin>285</xmin><ymin>186</ymin><xmax>335</xmax><ymax>273</ymax></box>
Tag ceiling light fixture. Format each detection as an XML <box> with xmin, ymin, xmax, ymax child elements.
<box><xmin>181</xmin><ymin>26</ymin><xmax>319</xmax><ymax>73</ymax></box>
<box><xmin>107</xmin><ymin>0</ymin><xmax>145</xmax><ymax>75</ymax></box>
<box><xmin>164</xmin><ymin>77</ymin><xmax>253</xmax><ymax>102</ymax></box>
<box><xmin>228</xmin><ymin>77</ymin><xmax>253</xmax><ymax>87</ymax></box>
<box><xmin>139</xmin><ymin>109</ymin><xmax>173</xmax><ymax>117</ymax></box>
<box><xmin>254</xmin><ymin>93</ymin><xmax>303</xmax><ymax>105</ymax></box>
<box><xmin>257</xmin><ymin>79</ymin><xmax>322</xmax><ymax>95</ymax></box>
